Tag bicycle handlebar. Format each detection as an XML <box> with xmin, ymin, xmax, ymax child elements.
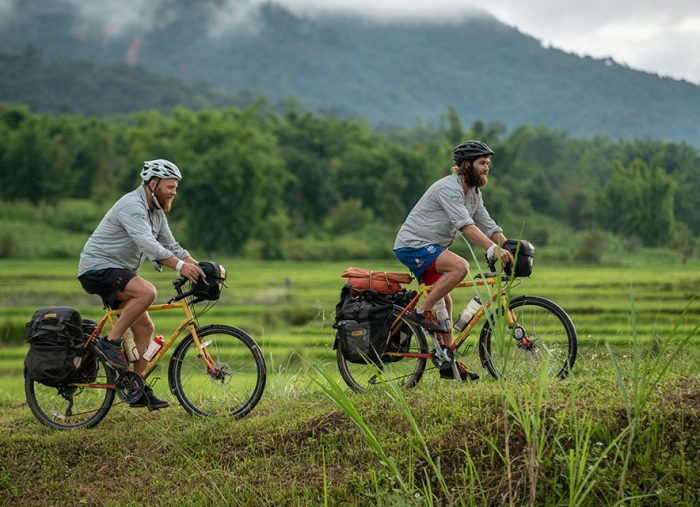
<box><xmin>170</xmin><ymin>276</ymin><xmax>193</xmax><ymax>302</ymax></box>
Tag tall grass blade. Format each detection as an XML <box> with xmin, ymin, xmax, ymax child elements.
<box><xmin>310</xmin><ymin>364</ymin><xmax>405</xmax><ymax>488</ymax></box>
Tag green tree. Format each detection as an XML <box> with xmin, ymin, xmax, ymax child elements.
<box><xmin>182</xmin><ymin>109</ymin><xmax>286</xmax><ymax>255</ymax></box>
<box><xmin>599</xmin><ymin>159</ymin><xmax>676</xmax><ymax>246</ymax></box>
<box><xmin>442</xmin><ymin>106</ymin><xmax>463</xmax><ymax>145</ymax></box>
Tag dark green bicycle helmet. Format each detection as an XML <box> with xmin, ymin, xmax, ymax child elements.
<box><xmin>452</xmin><ymin>141</ymin><xmax>494</xmax><ymax>164</ymax></box>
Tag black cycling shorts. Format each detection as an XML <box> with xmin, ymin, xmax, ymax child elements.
<box><xmin>78</xmin><ymin>268</ymin><xmax>137</xmax><ymax>309</ymax></box>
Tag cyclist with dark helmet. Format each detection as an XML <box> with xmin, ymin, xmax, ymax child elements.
<box><xmin>77</xmin><ymin>159</ymin><xmax>205</xmax><ymax>409</ymax></box>
<box><xmin>394</xmin><ymin>141</ymin><xmax>514</xmax><ymax>380</ymax></box>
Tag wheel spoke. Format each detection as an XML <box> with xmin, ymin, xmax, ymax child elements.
<box><xmin>480</xmin><ymin>296</ymin><xmax>577</xmax><ymax>380</ymax></box>
<box><xmin>337</xmin><ymin>306</ymin><xmax>428</xmax><ymax>392</ymax></box>
<box><xmin>25</xmin><ymin>357</ymin><xmax>115</xmax><ymax>430</ymax></box>
<box><xmin>170</xmin><ymin>325</ymin><xmax>266</xmax><ymax>418</ymax></box>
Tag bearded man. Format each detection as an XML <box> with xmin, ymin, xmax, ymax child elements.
<box><xmin>77</xmin><ymin>159</ymin><xmax>204</xmax><ymax>408</ymax></box>
<box><xmin>393</xmin><ymin>141</ymin><xmax>514</xmax><ymax>380</ymax></box>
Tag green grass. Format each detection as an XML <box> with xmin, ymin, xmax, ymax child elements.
<box><xmin>0</xmin><ymin>258</ymin><xmax>699</xmax><ymax>505</ymax></box>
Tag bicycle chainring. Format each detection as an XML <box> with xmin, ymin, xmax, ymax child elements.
<box><xmin>431</xmin><ymin>346</ymin><xmax>455</xmax><ymax>370</ymax></box>
<box><xmin>114</xmin><ymin>371</ymin><xmax>146</xmax><ymax>403</ymax></box>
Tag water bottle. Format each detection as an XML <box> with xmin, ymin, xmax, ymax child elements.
<box><xmin>122</xmin><ymin>329</ymin><xmax>140</xmax><ymax>363</ymax></box>
<box><xmin>142</xmin><ymin>335</ymin><xmax>164</xmax><ymax>362</ymax></box>
<box><xmin>453</xmin><ymin>297</ymin><xmax>481</xmax><ymax>331</ymax></box>
<box><xmin>433</xmin><ymin>299</ymin><xmax>450</xmax><ymax>333</ymax></box>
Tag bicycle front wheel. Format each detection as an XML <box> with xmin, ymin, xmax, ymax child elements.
<box><xmin>25</xmin><ymin>355</ymin><xmax>116</xmax><ymax>430</ymax></box>
<box><xmin>168</xmin><ymin>324</ymin><xmax>266</xmax><ymax>418</ymax></box>
<box><xmin>479</xmin><ymin>295</ymin><xmax>577</xmax><ymax>380</ymax></box>
<box><xmin>337</xmin><ymin>306</ymin><xmax>429</xmax><ymax>393</ymax></box>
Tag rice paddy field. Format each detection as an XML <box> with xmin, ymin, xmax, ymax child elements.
<box><xmin>0</xmin><ymin>256</ymin><xmax>698</xmax><ymax>505</ymax></box>
<box><xmin>1</xmin><ymin>257</ymin><xmax>698</xmax><ymax>373</ymax></box>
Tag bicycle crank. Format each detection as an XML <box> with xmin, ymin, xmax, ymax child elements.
<box><xmin>431</xmin><ymin>345</ymin><xmax>455</xmax><ymax>370</ymax></box>
<box><xmin>114</xmin><ymin>371</ymin><xmax>146</xmax><ymax>403</ymax></box>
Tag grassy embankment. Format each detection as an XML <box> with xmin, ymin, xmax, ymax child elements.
<box><xmin>0</xmin><ymin>258</ymin><xmax>698</xmax><ymax>505</ymax></box>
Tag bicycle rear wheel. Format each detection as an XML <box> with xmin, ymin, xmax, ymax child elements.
<box><xmin>25</xmin><ymin>354</ymin><xmax>116</xmax><ymax>430</ymax></box>
<box><xmin>479</xmin><ymin>295</ymin><xmax>577</xmax><ymax>380</ymax></box>
<box><xmin>337</xmin><ymin>306</ymin><xmax>429</xmax><ymax>393</ymax></box>
<box><xmin>168</xmin><ymin>324</ymin><xmax>266</xmax><ymax>418</ymax></box>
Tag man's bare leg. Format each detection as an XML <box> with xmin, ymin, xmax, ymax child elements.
<box><xmin>418</xmin><ymin>250</ymin><xmax>468</xmax><ymax>312</ymax></box>
<box><xmin>108</xmin><ymin>276</ymin><xmax>157</xmax><ymax>342</ymax></box>
<box><xmin>437</xmin><ymin>293</ymin><xmax>454</xmax><ymax>346</ymax></box>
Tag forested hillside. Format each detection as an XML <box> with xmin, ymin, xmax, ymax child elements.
<box><xmin>0</xmin><ymin>48</ymin><xmax>244</xmax><ymax>115</ymax></box>
<box><xmin>1</xmin><ymin>0</ymin><xmax>699</xmax><ymax>146</ymax></box>
<box><xmin>1</xmin><ymin>103</ymin><xmax>698</xmax><ymax>262</ymax></box>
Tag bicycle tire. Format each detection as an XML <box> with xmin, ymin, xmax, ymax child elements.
<box><xmin>25</xmin><ymin>355</ymin><xmax>116</xmax><ymax>430</ymax></box>
<box><xmin>168</xmin><ymin>324</ymin><xmax>266</xmax><ymax>418</ymax></box>
<box><xmin>337</xmin><ymin>305</ymin><xmax>429</xmax><ymax>392</ymax></box>
<box><xmin>479</xmin><ymin>295</ymin><xmax>577</xmax><ymax>380</ymax></box>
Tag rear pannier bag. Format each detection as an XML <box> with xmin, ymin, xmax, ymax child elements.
<box><xmin>72</xmin><ymin>319</ymin><xmax>99</xmax><ymax>384</ymax></box>
<box><xmin>333</xmin><ymin>284</ymin><xmax>393</xmax><ymax>364</ymax></box>
<box><xmin>24</xmin><ymin>307</ymin><xmax>85</xmax><ymax>387</ymax></box>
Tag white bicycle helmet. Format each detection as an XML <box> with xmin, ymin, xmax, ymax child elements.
<box><xmin>140</xmin><ymin>159</ymin><xmax>182</xmax><ymax>182</ymax></box>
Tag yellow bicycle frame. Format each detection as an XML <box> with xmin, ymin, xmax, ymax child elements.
<box><xmin>390</xmin><ymin>275</ymin><xmax>519</xmax><ymax>355</ymax></box>
<box><xmin>86</xmin><ymin>299</ymin><xmax>216</xmax><ymax>379</ymax></box>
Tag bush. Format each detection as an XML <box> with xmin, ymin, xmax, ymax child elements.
<box><xmin>265</xmin><ymin>304</ymin><xmax>319</xmax><ymax>327</ymax></box>
<box><xmin>0</xmin><ymin>229</ymin><xmax>21</xmax><ymax>258</ymax></box>
<box><xmin>45</xmin><ymin>199</ymin><xmax>104</xmax><ymax>233</ymax></box>
<box><xmin>0</xmin><ymin>218</ymin><xmax>85</xmax><ymax>258</ymax></box>
<box><xmin>0</xmin><ymin>319</ymin><xmax>26</xmax><ymax>345</ymax></box>
<box><xmin>0</xmin><ymin>200</ymin><xmax>42</xmax><ymax>221</ymax></box>
<box><xmin>572</xmin><ymin>229</ymin><xmax>607</xmax><ymax>263</ymax></box>
<box><xmin>324</xmin><ymin>199</ymin><xmax>375</xmax><ymax>234</ymax></box>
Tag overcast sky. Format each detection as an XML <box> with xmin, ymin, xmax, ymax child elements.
<box><xmin>2</xmin><ymin>0</ymin><xmax>697</xmax><ymax>84</ymax></box>
<box><xmin>275</xmin><ymin>0</ymin><xmax>700</xmax><ymax>84</ymax></box>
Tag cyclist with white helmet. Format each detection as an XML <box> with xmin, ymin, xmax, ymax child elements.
<box><xmin>394</xmin><ymin>141</ymin><xmax>514</xmax><ymax>381</ymax></box>
<box><xmin>77</xmin><ymin>159</ymin><xmax>204</xmax><ymax>409</ymax></box>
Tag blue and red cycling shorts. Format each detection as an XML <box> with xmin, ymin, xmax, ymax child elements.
<box><xmin>393</xmin><ymin>244</ymin><xmax>445</xmax><ymax>285</ymax></box>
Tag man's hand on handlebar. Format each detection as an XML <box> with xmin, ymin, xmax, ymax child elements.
<box><xmin>179</xmin><ymin>262</ymin><xmax>205</xmax><ymax>283</ymax></box>
<box><xmin>498</xmin><ymin>248</ymin><xmax>515</xmax><ymax>265</ymax></box>
<box><xmin>487</xmin><ymin>243</ymin><xmax>515</xmax><ymax>266</ymax></box>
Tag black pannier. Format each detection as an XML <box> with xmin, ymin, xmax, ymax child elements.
<box><xmin>24</xmin><ymin>307</ymin><xmax>86</xmax><ymax>387</ymax></box>
<box><xmin>72</xmin><ymin>319</ymin><xmax>99</xmax><ymax>384</ymax></box>
<box><xmin>334</xmin><ymin>284</ymin><xmax>417</xmax><ymax>365</ymax></box>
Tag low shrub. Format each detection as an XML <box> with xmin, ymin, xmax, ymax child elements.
<box><xmin>0</xmin><ymin>318</ymin><xmax>26</xmax><ymax>345</ymax></box>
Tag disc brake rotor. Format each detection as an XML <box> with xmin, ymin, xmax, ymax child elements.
<box><xmin>208</xmin><ymin>363</ymin><xmax>233</xmax><ymax>386</ymax></box>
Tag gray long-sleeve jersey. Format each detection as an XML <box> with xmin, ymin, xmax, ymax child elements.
<box><xmin>394</xmin><ymin>174</ymin><xmax>502</xmax><ymax>249</ymax></box>
<box><xmin>78</xmin><ymin>186</ymin><xmax>189</xmax><ymax>276</ymax></box>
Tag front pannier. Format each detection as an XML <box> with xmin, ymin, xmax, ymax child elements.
<box><xmin>24</xmin><ymin>307</ymin><xmax>85</xmax><ymax>387</ymax></box>
<box><xmin>334</xmin><ymin>285</ymin><xmax>394</xmax><ymax>364</ymax></box>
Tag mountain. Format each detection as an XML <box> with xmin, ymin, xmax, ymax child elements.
<box><xmin>0</xmin><ymin>47</ymin><xmax>243</xmax><ymax>115</ymax></box>
<box><xmin>1</xmin><ymin>0</ymin><xmax>699</xmax><ymax>146</ymax></box>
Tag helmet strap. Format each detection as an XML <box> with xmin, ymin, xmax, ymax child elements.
<box><xmin>146</xmin><ymin>178</ymin><xmax>163</xmax><ymax>210</ymax></box>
